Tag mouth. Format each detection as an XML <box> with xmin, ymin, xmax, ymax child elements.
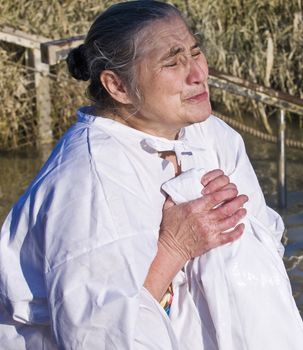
<box><xmin>185</xmin><ymin>91</ymin><xmax>209</xmax><ymax>103</ymax></box>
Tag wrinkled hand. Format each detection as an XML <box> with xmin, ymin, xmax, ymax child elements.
<box><xmin>159</xmin><ymin>169</ymin><xmax>248</xmax><ymax>261</ymax></box>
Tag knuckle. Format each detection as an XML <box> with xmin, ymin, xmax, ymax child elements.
<box><xmin>221</xmin><ymin>189</ymin><xmax>233</xmax><ymax>201</ymax></box>
<box><xmin>218</xmin><ymin>205</ymin><xmax>229</xmax><ymax>218</ymax></box>
<box><xmin>211</xmin><ymin>191</ymin><xmax>221</xmax><ymax>202</ymax></box>
<box><xmin>220</xmin><ymin>202</ymin><xmax>234</xmax><ymax>217</ymax></box>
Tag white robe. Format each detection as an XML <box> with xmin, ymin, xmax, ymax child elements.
<box><xmin>163</xmin><ymin>170</ymin><xmax>303</xmax><ymax>349</ymax></box>
<box><xmin>0</xmin><ymin>106</ymin><xmax>302</xmax><ymax>349</ymax></box>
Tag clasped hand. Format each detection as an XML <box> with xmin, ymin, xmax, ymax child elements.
<box><xmin>159</xmin><ymin>169</ymin><xmax>248</xmax><ymax>261</ymax></box>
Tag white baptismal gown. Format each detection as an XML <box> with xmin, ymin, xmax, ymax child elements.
<box><xmin>0</xmin><ymin>106</ymin><xmax>302</xmax><ymax>349</ymax></box>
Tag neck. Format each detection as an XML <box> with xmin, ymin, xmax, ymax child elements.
<box><xmin>101</xmin><ymin>107</ymin><xmax>181</xmax><ymax>140</ymax></box>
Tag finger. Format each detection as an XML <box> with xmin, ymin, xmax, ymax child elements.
<box><xmin>221</xmin><ymin>183</ymin><xmax>237</xmax><ymax>191</ymax></box>
<box><xmin>219</xmin><ymin>223</ymin><xmax>245</xmax><ymax>245</ymax></box>
<box><xmin>203</xmin><ymin>174</ymin><xmax>230</xmax><ymax>194</ymax></box>
<box><xmin>201</xmin><ymin>169</ymin><xmax>224</xmax><ymax>187</ymax></box>
<box><xmin>216</xmin><ymin>207</ymin><xmax>247</xmax><ymax>232</ymax></box>
<box><xmin>202</xmin><ymin>223</ymin><xmax>245</xmax><ymax>254</ymax></box>
<box><xmin>210</xmin><ymin>194</ymin><xmax>248</xmax><ymax>220</ymax></box>
<box><xmin>203</xmin><ymin>182</ymin><xmax>237</xmax><ymax>195</ymax></box>
<box><xmin>201</xmin><ymin>187</ymin><xmax>240</xmax><ymax>211</ymax></box>
<box><xmin>203</xmin><ymin>182</ymin><xmax>238</xmax><ymax>196</ymax></box>
<box><xmin>163</xmin><ymin>196</ymin><xmax>175</xmax><ymax>210</ymax></box>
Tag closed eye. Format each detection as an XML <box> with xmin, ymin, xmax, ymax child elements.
<box><xmin>164</xmin><ymin>62</ymin><xmax>177</xmax><ymax>67</ymax></box>
<box><xmin>163</xmin><ymin>49</ymin><xmax>202</xmax><ymax>67</ymax></box>
<box><xmin>192</xmin><ymin>50</ymin><xmax>202</xmax><ymax>58</ymax></box>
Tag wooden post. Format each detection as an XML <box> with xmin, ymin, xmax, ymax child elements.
<box><xmin>26</xmin><ymin>48</ymin><xmax>52</xmax><ymax>145</ymax></box>
<box><xmin>0</xmin><ymin>27</ymin><xmax>53</xmax><ymax>145</ymax></box>
<box><xmin>278</xmin><ymin>109</ymin><xmax>287</xmax><ymax>208</ymax></box>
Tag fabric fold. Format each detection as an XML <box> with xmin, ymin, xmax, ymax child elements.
<box><xmin>161</xmin><ymin>166</ymin><xmax>303</xmax><ymax>350</ymax></box>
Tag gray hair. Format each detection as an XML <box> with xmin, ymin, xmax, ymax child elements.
<box><xmin>67</xmin><ymin>0</ymin><xmax>184</xmax><ymax>111</ymax></box>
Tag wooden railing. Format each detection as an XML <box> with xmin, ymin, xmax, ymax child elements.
<box><xmin>1</xmin><ymin>26</ymin><xmax>303</xmax><ymax>207</ymax></box>
<box><xmin>0</xmin><ymin>27</ymin><xmax>52</xmax><ymax>143</ymax></box>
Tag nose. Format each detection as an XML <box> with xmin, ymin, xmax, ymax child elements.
<box><xmin>186</xmin><ymin>57</ymin><xmax>208</xmax><ymax>85</ymax></box>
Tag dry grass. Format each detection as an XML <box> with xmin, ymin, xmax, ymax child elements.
<box><xmin>0</xmin><ymin>0</ymin><xmax>302</xmax><ymax>149</ymax></box>
<box><xmin>0</xmin><ymin>45</ymin><xmax>36</xmax><ymax>149</ymax></box>
<box><xmin>50</xmin><ymin>62</ymin><xmax>89</xmax><ymax>140</ymax></box>
<box><xmin>177</xmin><ymin>0</ymin><xmax>303</xmax><ymax>132</ymax></box>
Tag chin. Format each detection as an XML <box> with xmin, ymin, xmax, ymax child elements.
<box><xmin>183</xmin><ymin>113</ymin><xmax>210</xmax><ymax>128</ymax></box>
<box><xmin>192</xmin><ymin>100</ymin><xmax>212</xmax><ymax>120</ymax></box>
<box><xmin>201</xmin><ymin>103</ymin><xmax>212</xmax><ymax>120</ymax></box>
<box><xmin>193</xmin><ymin>106</ymin><xmax>212</xmax><ymax>124</ymax></box>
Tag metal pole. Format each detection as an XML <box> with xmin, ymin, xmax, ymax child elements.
<box><xmin>278</xmin><ymin>109</ymin><xmax>287</xmax><ymax>208</ymax></box>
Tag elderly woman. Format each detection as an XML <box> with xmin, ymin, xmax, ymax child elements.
<box><xmin>0</xmin><ymin>1</ymin><xmax>303</xmax><ymax>349</ymax></box>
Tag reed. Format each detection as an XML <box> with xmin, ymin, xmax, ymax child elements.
<box><xmin>0</xmin><ymin>0</ymin><xmax>302</xmax><ymax>149</ymax></box>
<box><xmin>176</xmin><ymin>0</ymin><xmax>303</xmax><ymax>133</ymax></box>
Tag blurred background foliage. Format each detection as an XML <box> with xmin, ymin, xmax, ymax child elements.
<box><xmin>0</xmin><ymin>0</ymin><xmax>302</xmax><ymax>149</ymax></box>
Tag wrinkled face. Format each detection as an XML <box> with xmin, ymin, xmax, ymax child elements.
<box><xmin>129</xmin><ymin>16</ymin><xmax>211</xmax><ymax>139</ymax></box>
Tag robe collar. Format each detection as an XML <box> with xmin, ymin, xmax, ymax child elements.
<box><xmin>77</xmin><ymin>106</ymin><xmax>207</xmax><ymax>167</ymax></box>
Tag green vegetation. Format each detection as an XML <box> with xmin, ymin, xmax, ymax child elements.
<box><xmin>0</xmin><ymin>0</ymin><xmax>302</xmax><ymax>149</ymax></box>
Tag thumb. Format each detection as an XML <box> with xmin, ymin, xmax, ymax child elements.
<box><xmin>163</xmin><ymin>196</ymin><xmax>175</xmax><ymax>210</ymax></box>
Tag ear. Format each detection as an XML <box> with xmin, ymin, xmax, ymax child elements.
<box><xmin>100</xmin><ymin>70</ymin><xmax>132</xmax><ymax>105</ymax></box>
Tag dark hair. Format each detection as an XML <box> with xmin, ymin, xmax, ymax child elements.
<box><xmin>66</xmin><ymin>0</ymin><xmax>183</xmax><ymax>110</ymax></box>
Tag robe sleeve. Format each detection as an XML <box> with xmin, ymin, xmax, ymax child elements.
<box><xmin>45</xmin><ymin>240</ymin><xmax>177</xmax><ymax>350</ymax></box>
<box><xmin>42</xmin><ymin>161</ymin><xmax>178</xmax><ymax>349</ymax></box>
<box><xmin>227</xmin><ymin>129</ymin><xmax>285</xmax><ymax>256</ymax></box>
<box><xmin>0</xmin><ymin>149</ymin><xmax>178</xmax><ymax>350</ymax></box>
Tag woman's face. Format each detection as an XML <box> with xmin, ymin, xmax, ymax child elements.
<box><xmin>128</xmin><ymin>16</ymin><xmax>211</xmax><ymax>139</ymax></box>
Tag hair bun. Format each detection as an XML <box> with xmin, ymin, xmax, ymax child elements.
<box><xmin>66</xmin><ymin>44</ymin><xmax>90</xmax><ymax>81</ymax></box>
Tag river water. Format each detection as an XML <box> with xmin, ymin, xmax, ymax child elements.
<box><xmin>0</xmin><ymin>129</ymin><xmax>303</xmax><ymax>317</ymax></box>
